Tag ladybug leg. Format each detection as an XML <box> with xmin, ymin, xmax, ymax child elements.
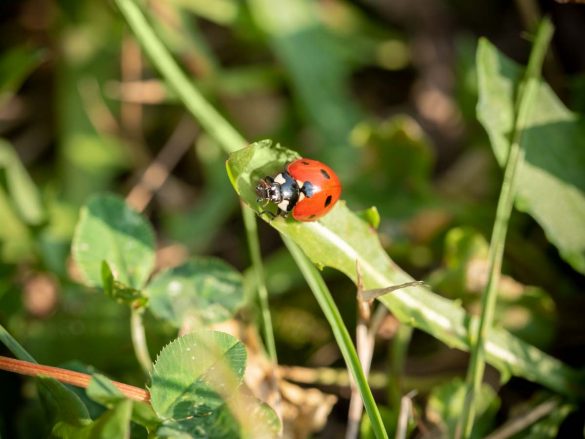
<box><xmin>259</xmin><ymin>209</ymin><xmax>277</xmax><ymax>219</ymax></box>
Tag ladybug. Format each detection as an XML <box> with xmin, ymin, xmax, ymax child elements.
<box><xmin>255</xmin><ymin>158</ymin><xmax>342</xmax><ymax>221</ymax></box>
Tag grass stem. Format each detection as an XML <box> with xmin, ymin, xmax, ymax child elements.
<box><xmin>242</xmin><ymin>203</ymin><xmax>278</xmax><ymax>363</ymax></box>
<box><xmin>457</xmin><ymin>18</ymin><xmax>554</xmax><ymax>438</ymax></box>
<box><xmin>282</xmin><ymin>235</ymin><xmax>388</xmax><ymax>439</ymax></box>
<box><xmin>115</xmin><ymin>0</ymin><xmax>247</xmax><ymax>152</ymax></box>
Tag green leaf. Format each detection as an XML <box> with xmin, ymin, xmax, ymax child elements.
<box><xmin>150</xmin><ymin>331</ymin><xmax>279</xmax><ymax>437</ymax></box>
<box><xmin>150</xmin><ymin>331</ymin><xmax>246</xmax><ymax>420</ymax></box>
<box><xmin>0</xmin><ymin>45</ymin><xmax>44</xmax><ymax>106</ymax></box>
<box><xmin>101</xmin><ymin>261</ymin><xmax>148</xmax><ymax>307</ymax></box>
<box><xmin>477</xmin><ymin>38</ymin><xmax>585</xmax><ymax>274</ymax></box>
<box><xmin>0</xmin><ymin>139</ymin><xmax>46</xmax><ymax>225</ymax></box>
<box><xmin>37</xmin><ymin>377</ymin><xmax>92</xmax><ymax>427</ymax></box>
<box><xmin>247</xmin><ymin>0</ymin><xmax>362</xmax><ymax>176</ymax></box>
<box><xmin>0</xmin><ymin>324</ymin><xmax>91</xmax><ymax>426</ymax></box>
<box><xmin>427</xmin><ymin>378</ymin><xmax>499</xmax><ymax>438</ymax></box>
<box><xmin>87</xmin><ymin>374</ymin><xmax>160</xmax><ymax>432</ymax></box>
<box><xmin>0</xmin><ymin>185</ymin><xmax>33</xmax><ymax>262</ymax></box>
<box><xmin>526</xmin><ymin>400</ymin><xmax>575</xmax><ymax>438</ymax></box>
<box><xmin>226</xmin><ymin>139</ymin><xmax>585</xmax><ymax>398</ymax></box>
<box><xmin>87</xmin><ymin>374</ymin><xmax>125</xmax><ymax>406</ymax></box>
<box><xmin>146</xmin><ymin>258</ymin><xmax>245</xmax><ymax>327</ymax></box>
<box><xmin>156</xmin><ymin>392</ymin><xmax>280</xmax><ymax>439</ymax></box>
<box><xmin>429</xmin><ymin>227</ymin><xmax>556</xmax><ymax>348</ymax></box>
<box><xmin>52</xmin><ymin>399</ymin><xmax>133</xmax><ymax>439</ymax></box>
<box><xmin>72</xmin><ymin>193</ymin><xmax>155</xmax><ymax>289</ymax></box>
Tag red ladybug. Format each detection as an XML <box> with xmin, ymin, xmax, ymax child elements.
<box><xmin>255</xmin><ymin>158</ymin><xmax>342</xmax><ymax>221</ymax></box>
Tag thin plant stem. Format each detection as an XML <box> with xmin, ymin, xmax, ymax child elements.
<box><xmin>458</xmin><ymin>18</ymin><xmax>554</xmax><ymax>438</ymax></box>
<box><xmin>484</xmin><ymin>397</ymin><xmax>560</xmax><ymax>439</ymax></box>
<box><xmin>282</xmin><ymin>235</ymin><xmax>388</xmax><ymax>439</ymax></box>
<box><xmin>242</xmin><ymin>203</ymin><xmax>278</xmax><ymax>363</ymax></box>
<box><xmin>131</xmin><ymin>307</ymin><xmax>153</xmax><ymax>375</ymax></box>
<box><xmin>388</xmin><ymin>323</ymin><xmax>413</xmax><ymax>410</ymax></box>
<box><xmin>347</xmin><ymin>279</ymin><xmax>373</xmax><ymax>439</ymax></box>
<box><xmin>115</xmin><ymin>0</ymin><xmax>247</xmax><ymax>153</ymax></box>
<box><xmin>0</xmin><ymin>356</ymin><xmax>150</xmax><ymax>402</ymax></box>
<box><xmin>396</xmin><ymin>391</ymin><xmax>416</xmax><ymax>439</ymax></box>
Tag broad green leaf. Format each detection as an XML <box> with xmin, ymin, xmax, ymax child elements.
<box><xmin>429</xmin><ymin>227</ymin><xmax>556</xmax><ymax>348</ymax></box>
<box><xmin>156</xmin><ymin>392</ymin><xmax>280</xmax><ymax>439</ymax></box>
<box><xmin>72</xmin><ymin>194</ymin><xmax>155</xmax><ymax>289</ymax></box>
<box><xmin>477</xmin><ymin>38</ymin><xmax>585</xmax><ymax>274</ymax></box>
<box><xmin>150</xmin><ymin>331</ymin><xmax>246</xmax><ymax>419</ymax></box>
<box><xmin>52</xmin><ymin>399</ymin><xmax>133</xmax><ymax>439</ymax></box>
<box><xmin>150</xmin><ymin>331</ymin><xmax>254</xmax><ymax>437</ymax></box>
<box><xmin>146</xmin><ymin>258</ymin><xmax>245</xmax><ymax>327</ymax></box>
<box><xmin>0</xmin><ymin>139</ymin><xmax>46</xmax><ymax>225</ymax></box>
<box><xmin>226</xmin><ymin>139</ymin><xmax>585</xmax><ymax>398</ymax></box>
<box><xmin>427</xmin><ymin>378</ymin><xmax>499</xmax><ymax>438</ymax></box>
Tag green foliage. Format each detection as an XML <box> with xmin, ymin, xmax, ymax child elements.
<box><xmin>0</xmin><ymin>140</ymin><xmax>45</xmax><ymax>261</ymax></box>
<box><xmin>427</xmin><ymin>378</ymin><xmax>499</xmax><ymax>438</ymax></box>
<box><xmin>0</xmin><ymin>140</ymin><xmax>46</xmax><ymax>226</ymax></box>
<box><xmin>477</xmin><ymin>39</ymin><xmax>585</xmax><ymax>274</ymax></box>
<box><xmin>349</xmin><ymin>115</ymin><xmax>434</xmax><ymax>214</ymax></box>
<box><xmin>526</xmin><ymin>401</ymin><xmax>575</xmax><ymax>438</ymax></box>
<box><xmin>227</xmin><ymin>139</ymin><xmax>585</xmax><ymax>398</ymax></box>
<box><xmin>72</xmin><ymin>194</ymin><xmax>155</xmax><ymax>289</ymax></box>
<box><xmin>146</xmin><ymin>258</ymin><xmax>246</xmax><ymax>327</ymax></box>
<box><xmin>87</xmin><ymin>374</ymin><xmax>160</xmax><ymax>432</ymax></box>
<box><xmin>247</xmin><ymin>0</ymin><xmax>362</xmax><ymax>175</ymax></box>
<box><xmin>101</xmin><ymin>261</ymin><xmax>148</xmax><ymax>307</ymax></box>
<box><xmin>52</xmin><ymin>399</ymin><xmax>133</xmax><ymax>439</ymax></box>
<box><xmin>0</xmin><ymin>45</ymin><xmax>44</xmax><ymax>106</ymax></box>
<box><xmin>150</xmin><ymin>331</ymin><xmax>280</xmax><ymax>438</ymax></box>
<box><xmin>0</xmin><ymin>325</ymin><xmax>91</xmax><ymax>427</ymax></box>
<box><xmin>2</xmin><ymin>1</ymin><xmax>585</xmax><ymax>437</ymax></box>
<box><xmin>429</xmin><ymin>227</ymin><xmax>556</xmax><ymax>347</ymax></box>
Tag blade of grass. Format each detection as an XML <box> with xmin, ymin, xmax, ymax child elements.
<box><xmin>458</xmin><ymin>18</ymin><xmax>554</xmax><ymax>438</ymax></box>
<box><xmin>282</xmin><ymin>234</ymin><xmax>388</xmax><ymax>439</ymax></box>
<box><xmin>114</xmin><ymin>0</ymin><xmax>246</xmax><ymax>152</ymax></box>
<box><xmin>0</xmin><ymin>324</ymin><xmax>91</xmax><ymax>422</ymax></box>
<box><xmin>242</xmin><ymin>203</ymin><xmax>278</xmax><ymax>363</ymax></box>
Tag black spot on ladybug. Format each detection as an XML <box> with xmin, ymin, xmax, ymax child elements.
<box><xmin>301</xmin><ymin>181</ymin><xmax>315</xmax><ymax>197</ymax></box>
<box><xmin>302</xmin><ymin>161</ymin><xmax>310</xmax><ymax>165</ymax></box>
<box><xmin>320</xmin><ymin>169</ymin><xmax>331</xmax><ymax>179</ymax></box>
<box><xmin>309</xmin><ymin>214</ymin><xmax>316</xmax><ymax>219</ymax></box>
<box><xmin>324</xmin><ymin>195</ymin><xmax>332</xmax><ymax>207</ymax></box>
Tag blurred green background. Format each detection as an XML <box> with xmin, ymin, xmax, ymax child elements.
<box><xmin>1</xmin><ymin>0</ymin><xmax>584</xmax><ymax>437</ymax></box>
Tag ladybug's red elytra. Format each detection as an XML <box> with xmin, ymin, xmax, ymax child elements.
<box><xmin>255</xmin><ymin>158</ymin><xmax>342</xmax><ymax>221</ymax></box>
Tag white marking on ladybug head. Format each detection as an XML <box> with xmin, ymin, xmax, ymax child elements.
<box><xmin>277</xmin><ymin>199</ymin><xmax>289</xmax><ymax>211</ymax></box>
<box><xmin>298</xmin><ymin>193</ymin><xmax>306</xmax><ymax>202</ymax></box>
<box><xmin>274</xmin><ymin>173</ymin><xmax>286</xmax><ymax>185</ymax></box>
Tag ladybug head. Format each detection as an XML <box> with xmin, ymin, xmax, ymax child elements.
<box><xmin>256</xmin><ymin>177</ymin><xmax>281</xmax><ymax>203</ymax></box>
